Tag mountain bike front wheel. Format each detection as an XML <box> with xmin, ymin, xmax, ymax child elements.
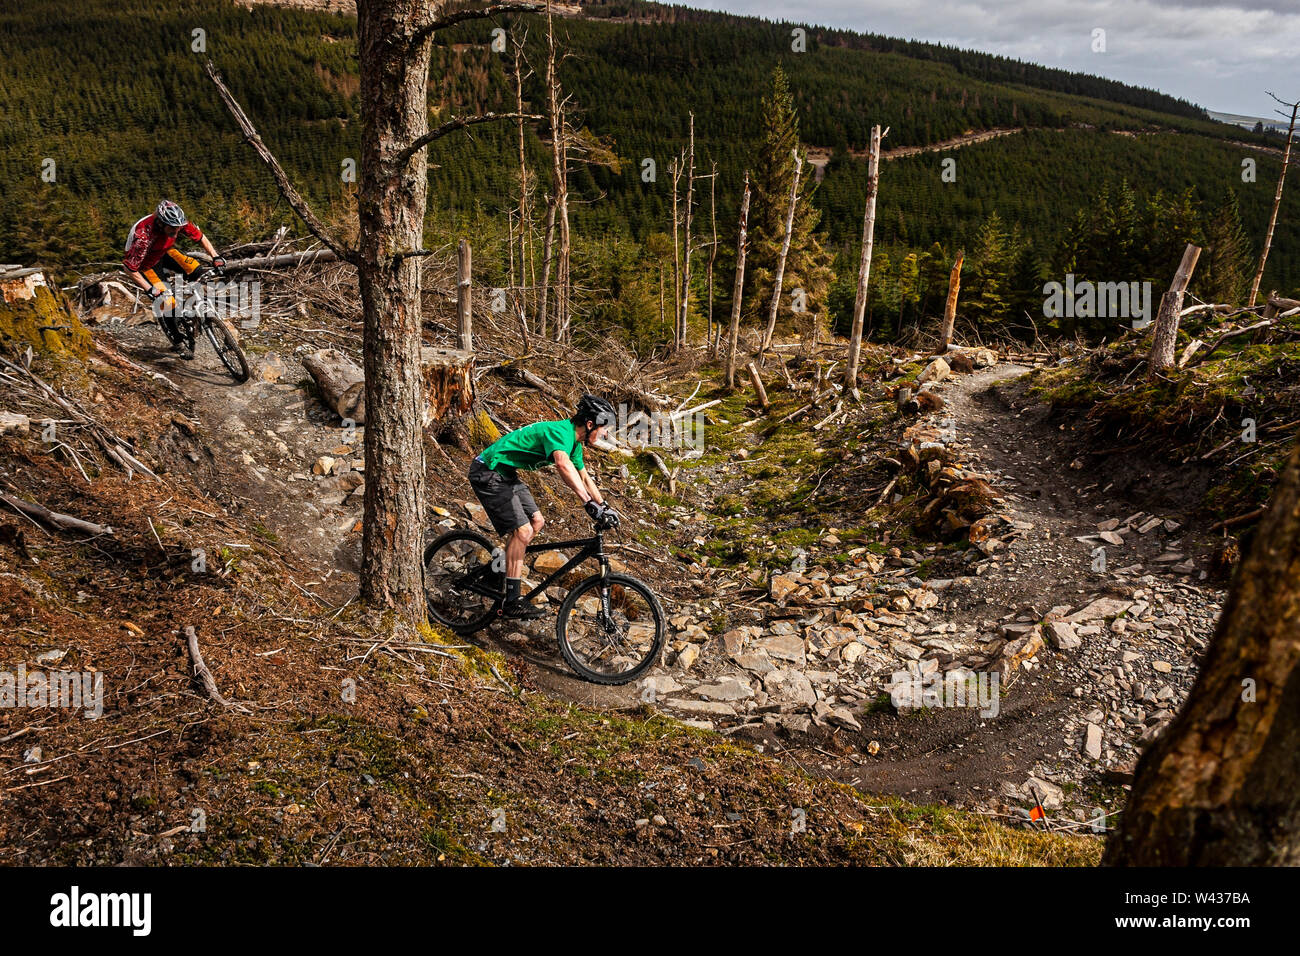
<box><xmin>556</xmin><ymin>572</ymin><xmax>665</xmax><ymax>685</ymax></box>
<box><xmin>204</xmin><ymin>316</ymin><xmax>250</xmax><ymax>383</ymax></box>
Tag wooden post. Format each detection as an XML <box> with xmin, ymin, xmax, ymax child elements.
<box><xmin>457</xmin><ymin>239</ymin><xmax>473</xmax><ymax>352</ymax></box>
<box><xmin>844</xmin><ymin>124</ymin><xmax>881</xmax><ymax>395</ymax></box>
<box><xmin>937</xmin><ymin>250</ymin><xmax>965</xmax><ymax>352</ymax></box>
<box><xmin>725</xmin><ymin>173</ymin><xmax>751</xmax><ymax>389</ymax></box>
<box><xmin>746</xmin><ymin>362</ymin><xmax>769</xmax><ymax>411</ymax></box>
<box><xmin>1247</xmin><ymin>96</ymin><xmax>1298</xmax><ymax>307</ymax></box>
<box><xmin>760</xmin><ymin>150</ymin><xmax>803</xmax><ymax>360</ymax></box>
<box><xmin>1148</xmin><ymin>243</ymin><xmax>1202</xmax><ymax>375</ymax></box>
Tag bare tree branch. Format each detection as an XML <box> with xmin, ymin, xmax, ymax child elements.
<box><xmin>391</xmin><ymin>112</ymin><xmax>542</xmax><ymax>170</ymax></box>
<box><xmin>411</xmin><ymin>2</ymin><xmax>543</xmax><ymax>46</ymax></box>
<box><xmin>204</xmin><ymin>60</ymin><xmax>358</xmax><ymax>265</ymax></box>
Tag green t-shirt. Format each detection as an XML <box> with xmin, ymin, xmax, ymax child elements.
<box><xmin>479</xmin><ymin>419</ymin><xmax>584</xmax><ymax>472</ymax></box>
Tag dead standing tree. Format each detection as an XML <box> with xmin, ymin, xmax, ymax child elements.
<box><xmin>937</xmin><ymin>249</ymin><xmax>964</xmax><ymax>352</ymax></box>
<box><xmin>759</xmin><ymin>150</ymin><xmax>802</xmax><ymax>362</ymax></box>
<box><xmin>1247</xmin><ymin>91</ymin><xmax>1298</xmax><ymax>307</ymax></box>
<box><xmin>676</xmin><ymin>112</ymin><xmax>696</xmax><ymax>350</ymax></box>
<box><xmin>844</xmin><ymin>124</ymin><xmax>883</xmax><ymax>396</ymax></box>
<box><xmin>206</xmin><ymin>0</ymin><xmax>540</xmax><ymax>623</ymax></box>
<box><xmin>724</xmin><ymin>173</ymin><xmax>751</xmax><ymax>389</ymax></box>
<box><xmin>706</xmin><ymin>160</ymin><xmax>719</xmax><ymax>355</ymax></box>
<box><xmin>1148</xmin><ymin>243</ymin><xmax>1202</xmax><ymax>376</ymax></box>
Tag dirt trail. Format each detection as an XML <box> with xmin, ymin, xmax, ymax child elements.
<box><xmin>105</xmin><ymin>315</ymin><xmax>1224</xmax><ymax>819</ymax></box>
<box><xmin>833</xmin><ymin>363</ymin><xmax>1224</xmax><ymax>810</ymax></box>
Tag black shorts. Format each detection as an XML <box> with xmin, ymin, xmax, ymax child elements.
<box><xmin>469</xmin><ymin>458</ymin><xmax>539</xmax><ymax>536</ymax></box>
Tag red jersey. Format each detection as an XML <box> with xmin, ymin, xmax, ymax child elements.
<box><xmin>123</xmin><ymin>215</ymin><xmax>204</xmax><ymax>272</ymax></box>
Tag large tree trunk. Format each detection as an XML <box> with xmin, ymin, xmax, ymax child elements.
<box><xmin>724</xmin><ymin>174</ymin><xmax>751</xmax><ymax>389</ymax></box>
<box><xmin>356</xmin><ymin>0</ymin><xmax>431</xmax><ymax>622</ymax></box>
<box><xmin>1247</xmin><ymin>100</ymin><xmax>1297</xmax><ymax>307</ymax></box>
<box><xmin>1148</xmin><ymin>243</ymin><xmax>1202</xmax><ymax>376</ymax></box>
<box><xmin>844</xmin><ymin>124</ymin><xmax>881</xmax><ymax>394</ymax></box>
<box><xmin>1105</xmin><ymin>441</ymin><xmax>1300</xmax><ymax>865</ymax></box>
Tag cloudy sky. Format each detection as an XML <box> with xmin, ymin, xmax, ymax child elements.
<box><xmin>687</xmin><ymin>0</ymin><xmax>1300</xmax><ymax>118</ymax></box>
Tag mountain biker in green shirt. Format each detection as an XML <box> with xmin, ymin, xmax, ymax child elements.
<box><xmin>469</xmin><ymin>394</ymin><xmax>621</xmax><ymax>619</ymax></box>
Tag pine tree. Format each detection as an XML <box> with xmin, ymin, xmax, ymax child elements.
<box><xmin>746</xmin><ymin>66</ymin><xmax>834</xmax><ymax>332</ymax></box>
<box><xmin>1201</xmin><ymin>189</ymin><xmax>1253</xmax><ymax>304</ymax></box>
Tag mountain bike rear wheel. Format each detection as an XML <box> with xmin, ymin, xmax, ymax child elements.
<box><xmin>423</xmin><ymin>530</ymin><xmax>502</xmax><ymax>634</ymax></box>
<box><xmin>557</xmin><ymin>572</ymin><xmax>665</xmax><ymax>684</ymax></box>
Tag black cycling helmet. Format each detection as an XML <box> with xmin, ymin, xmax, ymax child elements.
<box><xmin>155</xmin><ymin>199</ymin><xmax>188</xmax><ymax>229</ymax></box>
<box><xmin>573</xmin><ymin>393</ymin><xmax>616</xmax><ymax>430</ymax></box>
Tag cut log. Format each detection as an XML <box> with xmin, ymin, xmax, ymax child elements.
<box><xmin>420</xmin><ymin>347</ymin><xmax>474</xmax><ymax>428</ymax></box>
<box><xmin>303</xmin><ymin>348</ymin><xmax>366</xmax><ymax>424</ymax></box>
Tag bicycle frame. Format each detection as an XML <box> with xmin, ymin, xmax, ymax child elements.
<box><xmin>520</xmin><ymin>531</ymin><xmax>611</xmax><ymax>603</ymax></box>
<box><xmin>448</xmin><ymin>529</ymin><xmax>612</xmax><ymax>607</ymax></box>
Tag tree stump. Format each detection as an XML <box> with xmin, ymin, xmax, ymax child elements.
<box><xmin>420</xmin><ymin>347</ymin><xmax>474</xmax><ymax>429</ymax></box>
<box><xmin>303</xmin><ymin>348</ymin><xmax>366</xmax><ymax>424</ymax></box>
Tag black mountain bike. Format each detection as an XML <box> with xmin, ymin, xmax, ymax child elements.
<box><xmin>423</xmin><ymin>518</ymin><xmax>666</xmax><ymax>685</ymax></box>
<box><xmin>155</xmin><ymin>273</ymin><xmax>250</xmax><ymax>383</ymax></box>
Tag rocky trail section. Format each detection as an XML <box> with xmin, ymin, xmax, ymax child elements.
<box><xmin>632</xmin><ymin>352</ymin><xmax>1224</xmax><ymax>828</ymax></box>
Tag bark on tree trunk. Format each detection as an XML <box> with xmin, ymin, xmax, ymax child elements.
<box><xmin>1247</xmin><ymin>100</ymin><xmax>1297</xmax><ymax>307</ymax></box>
<box><xmin>303</xmin><ymin>348</ymin><xmax>367</xmax><ymax>423</ymax></box>
<box><xmin>760</xmin><ymin>150</ymin><xmax>803</xmax><ymax>360</ymax></box>
<box><xmin>1148</xmin><ymin>243</ymin><xmax>1202</xmax><ymax>376</ymax></box>
<box><xmin>937</xmin><ymin>250</ymin><xmax>964</xmax><ymax>352</ymax></box>
<box><xmin>844</xmin><ymin>124</ymin><xmax>881</xmax><ymax>393</ymax></box>
<box><xmin>1105</xmin><ymin>440</ymin><xmax>1300</xmax><ymax>865</ymax></box>
<box><xmin>356</xmin><ymin>0</ymin><xmax>432</xmax><ymax>622</ymax></box>
<box><xmin>725</xmin><ymin>174</ymin><xmax>751</xmax><ymax>389</ymax></box>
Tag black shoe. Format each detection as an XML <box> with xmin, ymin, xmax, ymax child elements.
<box><xmin>500</xmin><ymin>598</ymin><xmax>545</xmax><ymax>620</ymax></box>
<box><xmin>180</xmin><ymin>347</ymin><xmax>195</xmax><ymax>361</ymax></box>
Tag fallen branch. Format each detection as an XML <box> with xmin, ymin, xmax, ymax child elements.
<box><xmin>183</xmin><ymin>626</ymin><xmax>252</xmax><ymax>714</ymax></box>
<box><xmin>1209</xmin><ymin>508</ymin><xmax>1266</xmax><ymax>533</ymax></box>
<box><xmin>0</xmin><ymin>493</ymin><xmax>113</xmax><ymax>537</ymax></box>
<box><xmin>205</xmin><ymin>60</ymin><xmax>356</xmax><ymax>264</ymax></box>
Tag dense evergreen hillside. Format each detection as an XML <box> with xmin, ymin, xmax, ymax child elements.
<box><xmin>1</xmin><ymin>0</ymin><xmax>1293</xmax><ymax>344</ymax></box>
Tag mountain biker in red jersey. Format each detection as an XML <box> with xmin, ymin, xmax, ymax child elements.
<box><xmin>123</xmin><ymin>200</ymin><xmax>225</xmax><ymax>357</ymax></box>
